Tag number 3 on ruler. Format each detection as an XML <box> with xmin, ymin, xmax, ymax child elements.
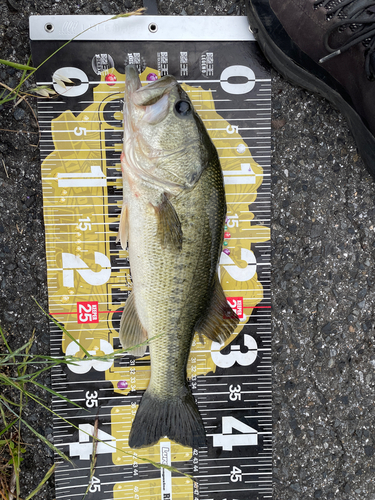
<box><xmin>211</xmin><ymin>334</ymin><xmax>257</xmax><ymax>368</ymax></box>
<box><xmin>62</xmin><ymin>252</ymin><xmax>111</xmax><ymax>287</ymax></box>
<box><xmin>66</xmin><ymin>339</ymin><xmax>113</xmax><ymax>374</ymax></box>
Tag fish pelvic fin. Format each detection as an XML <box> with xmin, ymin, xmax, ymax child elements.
<box><xmin>195</xmin><ymin>274</ymin><xmax>239</xmax><ymax>344</ymax></box>
<box><xmin>119</xmin><ymin>292</ymin><xmax>148</xmax><ymax>358</ymax></box>
<box><xmin>154</xmin><ymin>193</ymin><xmax>183</xmax><ymax>251</ymax></box>
<box><xmin>116</xmin><ymin>201</ymin><xmax>129</xmax><ymax>251</ymax></box>
<box><xmin>128</xmin><ymin>386</ymin><xmax>206</xmax><ymax>449</ymax></box>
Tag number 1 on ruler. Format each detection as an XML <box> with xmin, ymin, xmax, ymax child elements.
<box><xmin>57</xmin><ymin>166</ymin><xmax>106</xmax><ymax>187</ymax></box>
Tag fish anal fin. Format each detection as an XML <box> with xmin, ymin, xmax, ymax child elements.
<box><xmin>119</xmin><ymin>292</ymin><xmax>148</xmax><ymax>358</ymax></box>
<box><xmin>195</xmin><ymin>275</ymin><xmax>239</xmax><ymax>344</ymax></box>
<box><xmin>154</xmin><ymin>194</ymin><xmax>183</xmax><ymax>251</ymax></box>
<box><xmin>116</xmin><ymin>202</ymin><xmax>129</xmax><ymax>251</ymax></box>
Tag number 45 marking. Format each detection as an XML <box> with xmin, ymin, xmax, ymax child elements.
<box><xmin>212</xmin><ymin>416</ymin><xmax>258</xmax><ymax>451</ymax></box>
<box><xmin>89</xmin><ymin>476</ymin><xmax>101</xmax><ymax>493</ymax></box>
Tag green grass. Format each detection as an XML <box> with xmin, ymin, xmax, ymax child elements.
<box><xmin>0</xmin><ymin>326</ymin><xmax>61</xmax><ymax>499</ymax></box>
<box><xmin>0</xmin><ymin>313</ymin><xmax>191</xmax><ymax>499</ymax></box>
<box><xmin>0</xmin><ymin>8</ymin><xmax>145</xmax><ymax>106</ymax></box>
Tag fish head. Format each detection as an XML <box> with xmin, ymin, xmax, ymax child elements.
<box><xmin>123</xmin><ymin>65</ymin><xmax>215</xmax><ymax>195</ymax></box>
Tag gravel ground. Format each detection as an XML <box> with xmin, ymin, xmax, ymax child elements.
<box><xmin>0</xmin><ymin>0</ymin><xmax>374</xmax><ymax>499</ymax></box>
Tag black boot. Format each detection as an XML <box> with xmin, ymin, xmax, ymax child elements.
<box><xmin>246</xmin><ymin>0</ymin><xmax>375</xmax><ymax>180</ymax></box>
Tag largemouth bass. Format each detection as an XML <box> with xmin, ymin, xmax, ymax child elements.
<box><xmin>119</xmin><ymin>65</ymin><xmax>239</xmax><ymax>449</ymax></box>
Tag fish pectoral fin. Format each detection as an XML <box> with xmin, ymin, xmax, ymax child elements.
<box><xmin>154</xmin><ymin>194</ymin><xmax>183</xmax><ymax>251</ymax></box>
<box><xmin>119</xmin><ymin>292</ymin><xmax>148</xmax><ymax>358</ymax></box>
<box><xmin>195</xmin><ymin>274</ymin><xmax>239</xmax><ymax>344</ymax></box>
<box><xmin>116</xmin><ymin>202</ymin><xmax>129</xmax><ymax>251</ymax></box>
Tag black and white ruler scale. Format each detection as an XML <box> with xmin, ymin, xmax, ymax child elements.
<box><xmin>30</xmin><ymin>14</ymin><xmax>272</xmax><ymax>500</ymax></box>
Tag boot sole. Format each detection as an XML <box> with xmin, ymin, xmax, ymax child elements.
<box><xmin>247</xmin><ymin>2</ymin><xmax>375</xmax><ymax>179</ymax></box>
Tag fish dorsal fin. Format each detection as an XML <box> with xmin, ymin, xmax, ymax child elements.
<box><xmin>116</xmin><ymin>202</ymin><xmax>129</xmax><ymax>251</ymax></box>
<box><xmin>154</xmin><ymin>194</ymin><xmax>183</xmax><ymax>251</ymax></box>
<box><xmin>119</xmin><ymin>292</ymin><xmax>148</xmax><ymax>358</ymax></box>
<box><xmin>195</xmin><ymin>274</ymin><xmax>239</xmax><ymax>344</ymax></box>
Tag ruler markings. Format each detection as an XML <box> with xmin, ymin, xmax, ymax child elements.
<box><xmin>33</xmin><ymin>36</ymin><xmax>272</xmax><ymax>500</ymax></box>
<box><xmin>201</xmin><ymin>486</ymin><xmax>271</xmax><ymax>492</ymax></box>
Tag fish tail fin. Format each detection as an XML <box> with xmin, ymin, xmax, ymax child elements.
<box><xmin>128</xmin><ymin>386</ymin><xmax>206</xmax><ymax>449</ymax></box>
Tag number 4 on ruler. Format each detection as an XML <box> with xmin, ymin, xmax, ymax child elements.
<box><xmin>213</xmin><ymin>416</ymin><xmax>258</xmax><ymax>451</ymax></box>
<box><xmin>69</xmin><ymin>424</ymin><xmax>116</xmax><ymax>460</ymax></box>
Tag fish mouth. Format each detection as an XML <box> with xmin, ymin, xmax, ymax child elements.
<box><xmin>125</xmin><ymin>64</ymin><xmax>176</xmax><ymax>106</ymax></box>
<box><xmin>125</xmin><ymin>65</ymin><xmax>177</xmax><ymax>125</ymax></box>
<box><xmin>125</xmin><ymin>65</ymin><xmax>142</xmax><ymax>95</ymax></box>
<box><xmin>123</xmin><ymin>66</ymin><xmax>185</xmax><ymax>193</ymax></box>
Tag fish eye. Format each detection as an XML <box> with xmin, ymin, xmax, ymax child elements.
<box><xmin>174</xmin><ymin>100</ymin><xmax>192</xmax><ymax>117</ymax></box>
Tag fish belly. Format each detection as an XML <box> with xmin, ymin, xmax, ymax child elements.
<box><xmin>128</xmin><ymin>189</ymin><xmax>214</xmax><ymax>396</ymax></box>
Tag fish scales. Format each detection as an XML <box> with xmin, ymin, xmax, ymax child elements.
<box><xmin>119</xmin><ymin>65</ymin><xmax>239</xmax><ymax>449</ymax></box>
<box><xmin>130</xmin><ymin>157</ymin><xmax>225</xmax><ymax>395</ymax></box>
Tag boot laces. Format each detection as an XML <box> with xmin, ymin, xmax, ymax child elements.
<box><xmin>314</xmin><ymin>0</ymin><xmax>375</xmax><ymax>79</ymax></box>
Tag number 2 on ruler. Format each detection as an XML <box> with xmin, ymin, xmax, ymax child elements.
<box><xmin>62</xmin><ymin>252</ymin><xmax>111</xmax><ymax>287</ymax></box>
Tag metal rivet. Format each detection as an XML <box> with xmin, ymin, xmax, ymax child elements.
<box><xmin>44</xmin><ymin>23</ymin><xmax>54</xmax><ymax>33</ymax></box>
<box><xmin>148</xmin><ymin>23</ymin><xmax>158</xmax><ymax>33</ymax></box>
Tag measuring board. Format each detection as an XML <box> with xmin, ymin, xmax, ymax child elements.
<box><xmin>30</xmin><ymin>15</ymin><xmax>272</xmax><ymax>500</ymax></box>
